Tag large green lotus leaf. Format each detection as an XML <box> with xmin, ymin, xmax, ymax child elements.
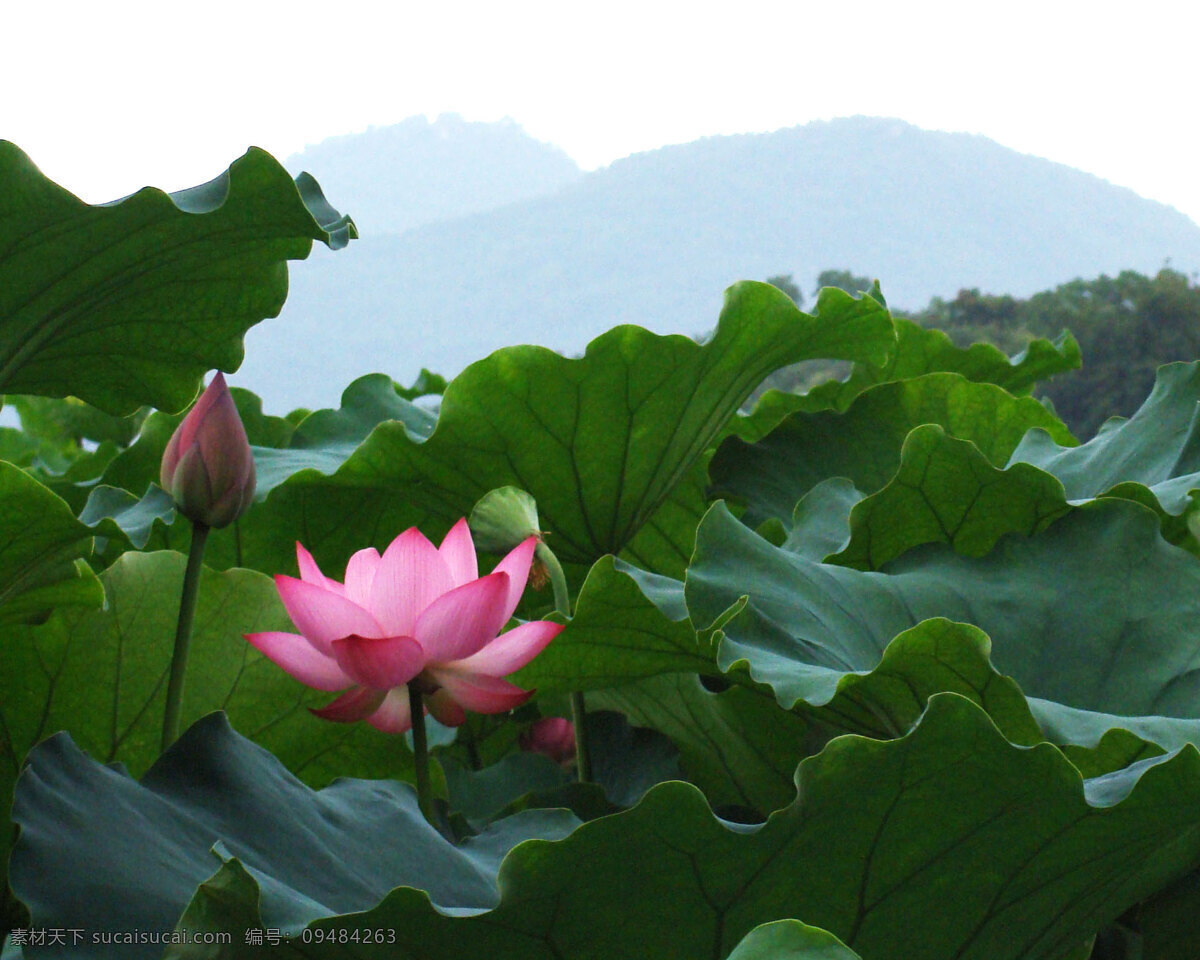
<box><xmin>513</xmin><ymin>555</ymin><xmax>721</xmax><ymax>691</ymax></box>
<box><xmin>0</xmin><ymin>460</ymin><xmax>101</xmax><ymax>625</ymax></box>
<box><xmin>252</xmin><ymin>374</ymin><xmax>439</xmax><ymax>492</ymax></box>
<box><xmin>79</xmin><ymin>484</ymin><xmax>179</xmax><ymax>550</ymax></box>
<box><xmin>515</xmin><ymin>555</ymin><xmax>813</xmax><ymax>815</ymax></box>
<box><xmin>622</xmin><ymin>613</ymin><xmax>1042</xmax><ymax>753</ymax></box>
<box><xmin>15</xmin><ymin>444</ymin><xmax>122</xmax><ymax>517</ymax></box>
<box><xmin>712</xmin><ymin>372</ymin><xmax>1074</xmax><ymax>528</ymax></box>
<box><xmin>1055</xmin><ymin>727</ymin><xmax>1166</xmax><ymax>780</ymax></box>
<box><xmin>578</xmin><ymin>709</ymin><xmax>683</xmax><ymax>809</ymax></box>
<box><xmin>830</xmin><ymin>424</ymin><xmax>1071</xmax><ymax>570</ymax></box>
<box><xmin>443</xmin><ymin>711</ymin><xmax>680</xmax><ymax>823</ymax></box>
<box><xmin>0</xmin><ymin>550</ymin><xmax>426</xmax><ymax>897</ymax></box>
<box><xmin>688</xmin><ymin>498</ymin><xmax>1200</xmax><ymax>750</ymax></box>
<box><xmin>532</xmin><ymin>553</ymin><xmax>1039</xmax><ymax>811</ymax></box>
<box><xmin>875</xmin><ymin>320</ymin><xmax>1081</xmax><ymax>396</ymax></box>
<box><xmin>0</xmin><ymin>142</ymin><xmax>354</xmax><ymax>415</ymax></box>
<box><xmin>0</xmin><ymin>425</ymin><xmax>41</xmax><ymax>466</ymax></box>
<box><xmin>214</xmin><ymin>283</ymin><xmax>895</xmax><ymax>580</ymax></box>
<box><xmin>525</xmin><ymin>543</ymin><xmax>1040</xmax><ymax>794</ymax></box>
<box><xmin>781</xmin><ymin>477</ymin><xmax>865</xmax><ymax>558</ymax></box>
<box><xmin>0</xmin><ymin>395</ymin><xmax>138</xmax><ymax>511</ymax></box>
<box><xmin>1138</xmin><ymin>867</ymin><xmax>1200</xmax><ymax>960</ymax></box>
<box><xmin>802</xmin><ymin>319</ymin><xmax>1081</xmax><ymax>410</ymax></box>
<box><xmin>725</xmin><ymin>920</ymin><xmax>864</xmax><ymax>960</ymax></box>
<box><xmin>7</xmin><ymin>394</ymin><xmax>146</xmax><ymax>447</ymax></box>
<box><xmin>9</xmin><ymin>713</ymin><xmax>578</xmax><ymax>959</ymax></box>
<box><xmin>732</xmin><ymin>322</ymin><xmax>1080</xmax><ymax>447</ymax></box>
<box><xmin>591</xmin><ymin>673</ymin><xmax>814</xmax><ymax>817</ymax></box>
<box><xmin>20</xmin><ymin>695</ymin><xmax>1200</xmax><ymax>959</ymax></box>
<box><xmin>616</xmin><ymin>456</ymin><xmax>711</xmax><ymax>577</ymax></box>
<box><xmin>443</xmin><ymin>751</ymin><xmax>574</xmax><ymax>823</ymax></box>
<box><xmin>799</xmin><ymin>618</ymin><xmax>1043</xmax><ymax>745</ymax></box>
<box><xmin>1009</xmin><ymin>361</ymin><xmax>1200</xmax><ymax>523</ymax></box>
<box><xmin>1026</xmin><ymin>698</ymin><xmax>1200</xmax><ymax>759</ymax></box>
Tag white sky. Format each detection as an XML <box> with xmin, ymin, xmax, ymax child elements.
<box><xmin>6</xmin><ymin>1</ymin><xmax>1200</xmax><ymax>225</ymax></box>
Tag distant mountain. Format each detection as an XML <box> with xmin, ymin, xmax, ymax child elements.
<box><xmin>283</xmin><ymin>113</ymin><xmax>581</xmax><ymax>236</ymax></box>
<box><xmin>241</xmin><ymin>116</ymin><xmax>1200</xmax><ymax>412</ymax></box>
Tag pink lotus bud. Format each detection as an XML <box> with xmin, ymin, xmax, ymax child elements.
<box><xmin>519</xmin><ymin>717</ymin><xmax>576</xmax><ymax>765</ymax></box>
<box><xmin>160</xmin><ymin>373</ymin><xmax>257</xmax><ymax>529</ymax></box>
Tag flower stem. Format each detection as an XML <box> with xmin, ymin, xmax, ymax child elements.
<box><xmin>540</xmin><ymin>542</ymin><xmax>570</xmax><ymax>617</ymax></box>
<box><xmin>407</xmin><ymin>684</ymin><xmax>435</xmax><ymax>825</ymax></box>
<box><xmin>464</xmin><ymin>726</ymin><xmax>483</xmax><ymax>771</ymax></box>
<box><xmin>161</xmin><ymin>521</ymin><xmax>210</xmax><ymax>753</ymax></box>
<box><xmin>570</xmin><ymin>690</ymin><xmax>592</xmax><ymax>783</ymax></box>
<box><xmin>538</xmin><ymin>542</ymin><xmax>592</xmax><ymax>782</ymax></box>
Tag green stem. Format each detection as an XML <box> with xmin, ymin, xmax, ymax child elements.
<box><xmin>408</xmin><ymin>684</ymin><xmax>435</xmax><ymax>825</ymax></box>
<box><xmin>538</xmin><ymin>542</ymin><xmax>592</xmax><ymax>782</ymax></box>
<box><xmin>540</xmin><ymin>542</ymin><xmax>570</xmax><ymax>617</ymax></box>
<box><xmin>161</xmin><ymin>521</ymin><xmax>210</xmax><ymax>752</ymax></box>
<box><xmin>570</xmin><ymin>690</ymin><xmax>592</xmax><ymax>783</ymax></box>
<box><xmin>464</xmin><ymin>726</ymin><xmax>482</xmax><ymax>771</ymax></box>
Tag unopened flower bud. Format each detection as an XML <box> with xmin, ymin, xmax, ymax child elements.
<box><xmin>160</xmin><ymin>373</ymin><xmax>256</xmax><ymax>529</ymax></box>
<box><xmin>519</xmin><ymin>717</ymin><xmax>576</xmax><ymax>766</ymax></box>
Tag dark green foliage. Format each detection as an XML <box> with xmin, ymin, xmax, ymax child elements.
<box><xmin>813</xmin><ymin>268</ymin><xmax>873</xmax><ymax>298</ymax></box>
<box><xmin>1022</xmin><ymin>269</ymin><xmax>1200</xmax><ymax>435</ymax></box>
<box><xmin>755</xmin><ymin>266</ymin><xmax>1200</xmax><ymax>442</ymax></box>
<box><xmin>912</xmin><ymin>287</ymin><xmax>1032</xmax><ymax>355</ymax></box>
<box><xmin>910</xmin><ymin>268</ymin><xmax>1200</xmax><ymax>437</ymax></box>
<box><xmin>766</xmin><ymin>273</ymin><xmax>804</xmax><ymax>307</ymax></box>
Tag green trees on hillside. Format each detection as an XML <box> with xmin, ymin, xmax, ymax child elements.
<box><xmin>757</xmin><ymin>267</ymin><xmax>1200</xmax><ymax>439</ymax></box>
<box><xmin>911</xmin><ymin>268</ymin><xmax>1200</xmax><ymax>437</ymax></box>
<box><xmin>911</xmin><ymin>288</ymin><xmax>1030</xmax><ymax>355</ymax></box>
<box><xmin>814</xmin><ymin>269</ymin><xmax>873</xmax><ymax>299</ymax></box>
<box><xmin>765</xmin><ymin>274</ymin><xmax>803</xmax><ymax>307</ymax></box>
<box><xmin>766</xmin><ymin>271</ymin><xmax>874</xmax><ymax>310</ymax></box>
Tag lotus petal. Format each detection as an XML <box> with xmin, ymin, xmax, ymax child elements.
<box><xmin>429</xmin><ymin>668</ymin><xmax>533</xmax><ymax>714</ymax></box>
<box><xmin>369</xmin><ymin>528</ymin><xmax>454</xmax><ymax>636</ymax></box>
<box><xmin>426</xmin><ymin>688</ymin><xmax>467</xmax><ymax>726</ymax></box>
<box><xmin>330</xmin><ymin>634</ymin><xmax>425</xmax><ymax>689</ymax></box>
<box><xmin>438</xmin><ymin>517</ymin><xmax>479</xmax><ymax>587</ymax></box>
<box><xmin>343</xmin><ymin>546</ymin><xmax>382</xmax><ymax>607</ymax></box>
<box><xmin>492</xmin><ymin>536</ymin><xmax>538</xmax><ymax>623</ymax></box>
<box><xmin>447</xmin><ymin>619</ymin><xmax>562</xmax><ymax>677</ymax></box>
<box><xmin>309</xmin><ymin>686</ymin><xmax>387</xmax><ymax>724</ymax></box>
<box><xmin>414</xmin><ymin>572</ymin><xmax>510</xmax><ymax>663</ymax></box>
<box><xmin>244</xmin><ymin>631</ymin><xmax>353</xmax><ymax>692</ymax></box>
<box><xmin>365</xmin><ymin>688</ymin><xmax>414</xmax><ymax>733</ymax></box>
<box><xmin>274</xmin><ymin>575</ymin><xmax>384</xmax><ymax>653</ymax></box>
<box><xmin>296</xmin><ymin>542</ymin><xmax>343</xmax><ymax>595</ymax></box>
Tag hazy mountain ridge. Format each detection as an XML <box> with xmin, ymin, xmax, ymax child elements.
<box><xmin>284</xmin><ymin>113</ymin><xmax>581</xmax><ymax>236</ymax></box>
<box><xmin>241</xmin><ymin>116</ymin><xmax>1200</xmax><ymax>411</ymax></box>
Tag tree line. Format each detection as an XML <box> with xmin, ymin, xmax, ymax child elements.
<box><xmin>764</xmin><ymin>267</ymin><xmax>1200</xmax><ymax>439</ymax></box>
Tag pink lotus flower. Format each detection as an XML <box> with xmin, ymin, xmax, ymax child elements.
<box><xmin>245</xmin><ymin>519</ymin><xmax>562</xmax><ymax>733</ymax></box>
<box><xmin>520</xmin><ymin>717</ymin><xmax>576</xmax><ymax>765</ymax></box>
<box><xmin>160</xmin><ymin>372</ymin><xmax>256</xmax><ymax>529</ymax></box>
